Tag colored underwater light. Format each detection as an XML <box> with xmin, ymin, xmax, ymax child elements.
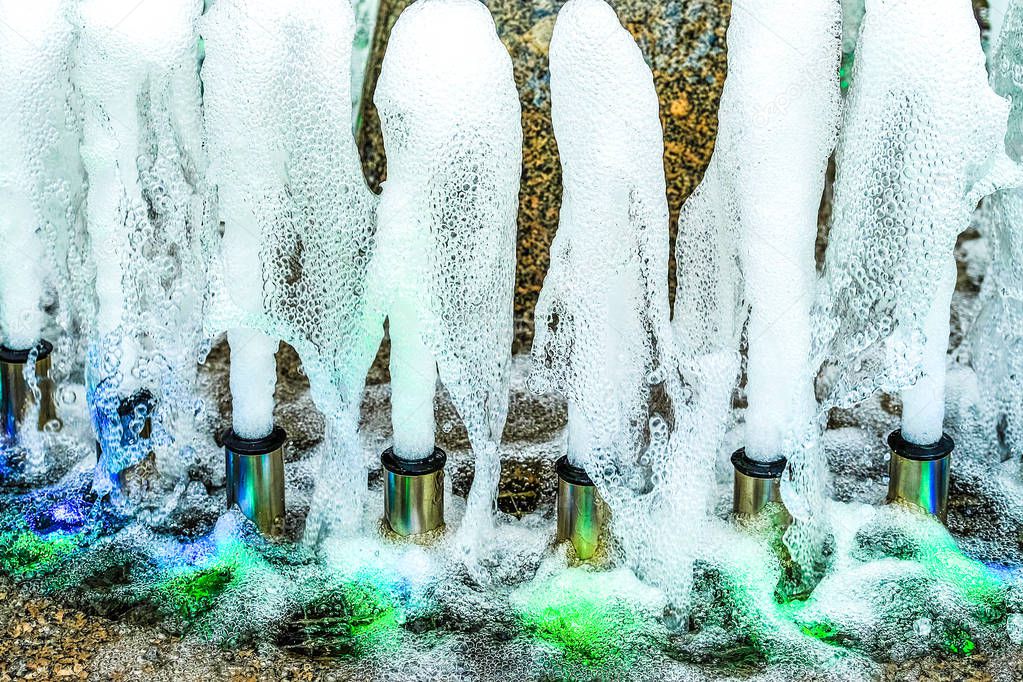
<box><xmin>0</xmin><ymin>521</ymin><xmax>85</xmax><ymax>578</ymax></box>
<box><xmin>157</xmin><ymin>564</ymin><xmax>236</xmax><ymax>621</ymax></box>
<box><xmin>513</xmin><ymin>568</ymin><xmax>664</xmax><ymax>666</ymax></box>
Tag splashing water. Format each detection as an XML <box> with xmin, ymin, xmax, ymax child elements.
<box><xmin>968</xmin><ymin>0</ymin><xmax>1023</xmax><ymax>462</ymax></box>
<box><xmin>815</xmin><ymin>0</ymin><xmax>1021</xmax><ymax>419</ymax></box>
<box><xmin>0</xmin><ymin>1</ymin><xmax>1021</xmax><ymax>679</ymax></box>
<box><xmin>0</xmin><ymin>0</ymin><xmax>75</xmax><ymax>353</ymax></box>
<box><xmin>531</xmin><ymin>0</ymin><xmax>709</xmax><ymax>605</ymax></box>
<box><xmin>674</xmin><ymin>0</ymin><xmax>842</xmax><ymax>586</ymax></box>
<box><xmin>371</xmin><ymin>0</ymin><xmax>520</xmax><ymax>558</ymax></box>
<box><xmin>0</xmin><ymin>0</ymin><xmax>87</xmax><ymax>476</ymax></box>
<box><xmin>74</xmin><ymin>0</ymin><xmax>213</xmax><ymax>494</ymax></box>
<box><xmin>201</xmin><ymin>0</ymin><xmax>379</xmax><ymax>543</ymax></box>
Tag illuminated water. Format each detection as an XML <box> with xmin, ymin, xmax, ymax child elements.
<box><xmin>0</xmin><ymin>0</ymin><xmax>1022</xmax><ymax>679</ymax></box>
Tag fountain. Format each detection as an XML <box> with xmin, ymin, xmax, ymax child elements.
<box><xmin>1</xmin><ymin>0</ymin><xmax>1023</xmax><ymax>678</ymax></box>
<box><xmin>0</xmin><ymin>0</ymin><xmax>75</xmax><ymax>449</ymax></box>
<box><xmin>816</xmin><ymin>0</ymin><xmax>1023</xmax><ymax>522</ymax></box>
<box><xmin>202</xmin><ymin>0</ymin><xmax>379</xmax><ymax>541</ymax></box>
<box><xmin>711</xmin><ymin>0</ymin><xmax>840</xmax><ymax>529</ymax></box>
<box><xmin>970</xmin><ymin>0</ymin><xmax>1023</xmax><ymax>464</ymax></box>
<box><xmin>74</xmin><ymin>0</ymin><xmax>211</xmax><ymax>497</ymax></box>
<box><xmin>370</xmin><ymin>0</ymin><xmax>520</xmax><ymax>540</ymax></box>
<box><xmin>532</xmin><ymin>0</ymin><xmax>671</xmax><ymax>560</ymax></box>
<box><xmin>668</xmin><ymin>0</ymin><xmax>843</xmax><ymax>591</ymax></box>
<box><xmin>201</xmin><ymin>0</ymin><xmax>292</xmax><ymax>537</ymax></box>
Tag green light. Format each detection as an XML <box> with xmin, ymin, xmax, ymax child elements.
<box><xmin>943</xmin><ymin>627</ymin><xmax>975</xmax><ymax>656</ymax></box>
<box><xmin>157</xmin><ymin>564</ymin><xmax>235</xmax><ymax>621</ymax></box>
<box><xmin>513</xmin><ymin>569</ymin><xmax>663</xmax><ymax>667</ymax></box>
<box><xmin>840</xmin><ymin>52</ymin><xmax>855</xmax><ymax>90</ymax></box>
<box><xmin>284</xmin><ymin>579</ymin><xmax>400</xmax><ymax>657</ymax></box>
<box><xmin>0</xmin><ymin>529</ymin><xmax>83</xmax><ymax>578</ymax></box>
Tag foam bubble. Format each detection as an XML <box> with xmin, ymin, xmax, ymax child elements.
<box><xmin>371</xmin><ymin>0</ymin><xmax>520</xmax><ymax>544</ymax></box>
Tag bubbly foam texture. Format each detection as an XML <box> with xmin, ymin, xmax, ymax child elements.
<box><xmin>531</xmin><ymin>0</ymin><xmax>707</xmax><ymax>603</ymax></box>
<box><xmin>0</xmin><ymin>0</ymin><xmax>82</xmax><ymax>354</ymax></box>
<box><xmin>371</xmin><ymin>0</ymin><xmax>520</xmax><ymax>547</ymax></box>
<box><xmin>814</xmin><ymin>0</ymin><xmax>1020</xmax><ymax>415</ymax></box>
<box><xmin>532</xmin><ymin>0</ymin><xmax>671</xmax><ymax>470</ymax></box>
<box><xmin>202</xmin><ymin>0</ymin><xmax>379</xmax><ymax>541</ymax></box>
<box><xmin>673</xmin><ymin>0</ymin><xmax>841</xmax><ymax>584</ymax></box>
<box><xmin>73</xmin><ymin>0</ymin><xmax>213</xmax><ymax>488</ymax></box>
<box><xmin>724</xmin><ymin>0</ymin><xmax>841</xmax><ymax>463</ymax></box>
<box><xmin>967</xmin><ymin>1</ymin><xmax>1023</xmax><ymax>461</ymax></box>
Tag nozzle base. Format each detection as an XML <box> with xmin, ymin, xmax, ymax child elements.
<box><xmin>225</xmin><ymin>426</ymin><xmax>287</xmax><ymax>538</ymax></box>
<box><xmin>382</xmin><ymin>447</ymin><xmax>446</xmax><ymax>537</ymax></box>
<box><xmin>0</xmin><ymin>340</ymin><xmax>58</xmax><ymax>442</ymax></box>
<box><xmin>886</xmin><ymin>430</ymin><xmax>952</xmax><ymax>523</ymax></box>
<box><xmin>556</xmin><ymin>456</ymin><xmax>605</xmax><ymax>561</ymax></box>
<box><xmin>732</xmin><ymin>449</ymin><xmax>787</xmax><ymax>518</ymax></box>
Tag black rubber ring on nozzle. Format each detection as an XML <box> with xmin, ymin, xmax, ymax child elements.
<box><xmin>887</xmin><ymin>430</ymin><xmax>954</xmax><ymax>461</ymax></box>
<box><xmin>222</xmin><ymin>426</ymin><xmax>288</xmax><ymax>456</ymax></box>
<box><xmin>0</xmin><ymin>339</ymin><xmax>54</xmax><ymax>364</ymax></box>
<box><xmin>556</xmin><ymin>455</ymin><xmax>595</xmax><ymax>487</ymax></box>
<box><xmin>731</xmin><ymin>449</ymin><xmax>787</xmax><ymax>479</ymax></box>
<box><xmin>381</xmin><ymin>447</ymin><xmax>447</xmax><ymax>476</ymax></box>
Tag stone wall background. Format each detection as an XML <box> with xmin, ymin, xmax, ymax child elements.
<box><xmin>357</xmin><ymin>0</ymin><xmax>731</xmax><ymax>351</ymax></box>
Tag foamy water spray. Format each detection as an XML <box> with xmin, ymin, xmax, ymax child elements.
<box><xmin>970</xmin><ymin>0</ymin><xmax>1023</xmax><ymax>463</ymax></box>
<box><xmin>201</xmin><ymin>0</ymin><xmax>288</xmax><ymax>535</ymax></box>
<box><xmin>371</xmin><ymin>0</ymin><xmax>519</xmax><ymax>545</ymax></box>
<box><xmin>0</xmin><ymin>1</ymin><xmax>59</xmax><ymax>352</ymax></box>
<box><xmin>676</xmin><ymin>0</ymin><xmax>842</xmax><ymax>583</ymax></box>
<box><xmin>532</xmin><ymin>0</ymin><xmax>672</xmax><ymax>561</ymax></box>
<box><xmin>817</xmin><ymin>0</ymin><xmax>1022</xmax><ymax>519</ymax></box>
<box><xmin>0</xmin><ymin>1</ymin><xmax>77</xmax><ymax>449</ymax></box>
<box><xmin>203</xmin><ymin>0</ymin><xmax>378</xmax><ymax>542</ymax></box>
<box><xmin>75</xmin><ymin>0</ymin><xmax>211</xmax><ymax>494</ymax></box>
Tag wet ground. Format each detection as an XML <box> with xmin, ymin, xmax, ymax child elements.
<box><xmin>2</xmin><ymin>326</ymin><xmax>1023</xmax><ymax>681</ymax></box>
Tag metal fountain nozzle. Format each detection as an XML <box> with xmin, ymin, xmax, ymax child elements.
<box><xmin>0</xmin><ymin>340</ymin><xmax>59</xmax><ymax>442</ymax></box>
<box><xmin>731</xmin><ymin>449</ymin><xmax>789</xmax><ymax>520</ymax></box>
<box><xmin>381</xmin><ymin>446</ymin><xmax>446</xmax><ymax>537</ymax></box>
<box><xmin>224</xmin><ymin>426</ymin><xmax>287</xmax><ymax>538</ymax></box>
<box><xmin>886</xmin><ymin>430</ymin><xmax>953</xmax><ymax>524</ymax></box>
<box><xmin>555</xmin><ymin>455</ymin><xmax>606</xmax><ymax>561</ymax></box>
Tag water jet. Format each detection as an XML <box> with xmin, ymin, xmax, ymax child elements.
<box><xmin>818</xmin><ymin>0</ymin><xmax>1022</xmax><ymax>525</ymax></box>
<box><xmin>532</xmin><ymin>0</ymin><xmax>672</xmax><ymax>563</ymax></box>
<box><xmin>681</xmin><ymin>0</ymin><xmax>841</xmax><ymax>531</ymax></box>
<box><xmin>370</xmin><ymin>0</ymin><xmax>520</xmax><ymax>539</ymax></box>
